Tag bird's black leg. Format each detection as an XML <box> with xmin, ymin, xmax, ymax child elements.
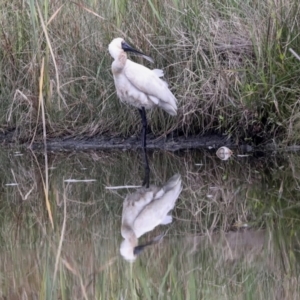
<box><xmin>138</xmin><ymin>107</ymin><xmax>147</xmax><ymax>149</ymax></box>
<box><xmin>138</xmin><ymin>107</ymin><xmax>150</xmax><ymax>188</ymax></box>
<box><xmin>142</xmin><ymin>149</ymin><xmax>150</xmax><ymax>188</ymax></box>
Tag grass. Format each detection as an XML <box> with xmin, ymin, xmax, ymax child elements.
<box><xmin>0</xmin><ymin>148</ymin><xmax>300</xmax><ymax>298</ymax></box>
<box><xmin>0</xmin><ymin>0</ymin><xmax>300</xmax><ymax>145</ymax></box>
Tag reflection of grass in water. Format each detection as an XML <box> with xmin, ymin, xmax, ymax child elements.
<box><xmin>0</xmin><ymin>149</ymin><xmax>300</xmax><ymax>298</ymax></box>
<box><xmin>126</xmin><ymin>229</ymin><xmax>299</xmax><ymax>300</ymax></box>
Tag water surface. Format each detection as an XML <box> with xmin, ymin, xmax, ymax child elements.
<box><xmin>0</xmin><ymin>148</ymin><xmax>299</xmax><ymax>299</ymax></box>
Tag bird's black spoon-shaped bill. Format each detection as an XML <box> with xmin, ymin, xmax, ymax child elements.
<box><xmin>121</xmin><ymin>41</ymin><xmax>154</xmax><ymax>63</ymax></box>
<box><xmin>133</xmin><ymin>233</ymin><xmax>165</xmax><ymax>256</ymax></box>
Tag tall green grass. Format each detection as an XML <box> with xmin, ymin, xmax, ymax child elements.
<box><xmin>1</xmin><ymin>0</ymin><xmax>300</xmax><ymax>144</ymax></box>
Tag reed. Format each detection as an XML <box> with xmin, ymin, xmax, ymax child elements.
<box><xmin>0</xmin><ymin>0</ymin><xmax>300</xmax><ymax>144</ymax></box>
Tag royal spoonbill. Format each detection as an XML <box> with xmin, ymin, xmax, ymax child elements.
<box><xmin>108</xmin><ymin>38</ymin><xmax>178</xmax><ymax>148</ymax></box>
<box><xmin>120</xmin><ymin>174</ymin><xmax>182</xmax><ymax>262</ymax></box>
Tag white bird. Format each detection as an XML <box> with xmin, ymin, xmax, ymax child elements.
<box><xmin>108</xmin><ymin>37</ymin><xmax>178</xmax><ymax>149</ymax></box>
<box><xmin>120</xmin><ymin>174</ymin><xmax>182</xmax><ymax>262</ymax></box>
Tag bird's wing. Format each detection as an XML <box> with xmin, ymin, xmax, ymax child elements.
<box><xmin>122</xmin><ymin>190</ymin><xmax>154</xmax><ymax>226</ymax></box>
<box><xmin>124</xmin><ymin>60</ymin><xmax>177</xmax><ymax>110</ymax></box>
<box><xmin>133</xmin><ymin>175</ymin><xmax>182</xmax><ymax>237</ymax></box>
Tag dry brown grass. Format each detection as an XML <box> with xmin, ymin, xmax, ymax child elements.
<box><xmin>0</xmin><ymin>0</ymin><xmax>300</xmax><ymax>145</ymax></box>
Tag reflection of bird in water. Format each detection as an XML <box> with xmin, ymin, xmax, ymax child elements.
<box><xmin>120</xmin><ymin>174</ymin><xmax>182</xmax><ymax>262</ymax></box>
<box><xmin>108</xmin><ymin>37</ymin><xmax>178</xmax><ymax>149</ymax></box>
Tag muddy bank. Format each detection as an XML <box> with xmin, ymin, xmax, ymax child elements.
<box><xmin>32</xmin><ymin>134</ymin><xmax>237</xmax><ymax>152</ymax></box>
<box><xmin>0</xmin><ymin>130</ymin><xmax>244</xmax><ymax>152</ymax></box>
<box><xmin>6</xmin><ymin>131</ymin><xmax>300</xmax><ymax>153</ymax></box>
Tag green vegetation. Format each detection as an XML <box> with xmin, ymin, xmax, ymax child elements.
<box><xmin>1</xmin><ymin>0</ymin><xmax>300</xmax><ymax>144</ymax></box>
<box><xmin>0</xmin><ymin>149</ymin><xmax>300</xmax><ymax>298</ymax></box>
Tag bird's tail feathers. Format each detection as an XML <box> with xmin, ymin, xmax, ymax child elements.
<box><xmin>159</xmin><ymin>101</ymin><xmax>177</xmax><ymax>116</ymax></box>
<box><xmin>162</xmin><ymin>174</ymin><xmax>182</xmax><ymax>197</ymax></box>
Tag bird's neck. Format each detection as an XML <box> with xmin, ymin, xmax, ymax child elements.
<box><xmin>112</xmin><ymin>53</ymin><xmax>127</xmax><ymax>74</ymax></box>
<box><xmin>121</xmin><ymin>224</ymin><xmax>138</xmax><ymax>244</ymax></box>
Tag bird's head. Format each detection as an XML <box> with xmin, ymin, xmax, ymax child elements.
<box><xmin>120</xmin><ymin>239</ymin><xmax>137</xmax><ymax>262</ymax></box>
<box><xmin>120</xmin><ymin>234</ymin><xmax>165</xmax><ymax>263</ymax></box>
<box><xmin>108</xmin><ymin>37</ymin><xmax>153</xmax><ymax>63</ymax></box>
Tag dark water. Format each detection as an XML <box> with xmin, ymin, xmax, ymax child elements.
<box><xmin>0</xmin><ymin>148</ymin><xmax>299</xmax><ymax>299</ymax></box>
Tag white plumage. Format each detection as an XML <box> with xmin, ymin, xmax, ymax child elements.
<box><xmin>120</xmin><ymin>174</ymin><xmax>182</xmax><ymax>261</ymax></box>
<box><xmin>108</xmin><ymin>38</ymin><xmax>178</xmax><ymax>116</ymax></box>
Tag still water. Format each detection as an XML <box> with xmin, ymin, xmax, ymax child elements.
<box><xmin>0</xmin><ymin>148</ymin><xmax>299</xmax><ymax>299</ymax></box>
